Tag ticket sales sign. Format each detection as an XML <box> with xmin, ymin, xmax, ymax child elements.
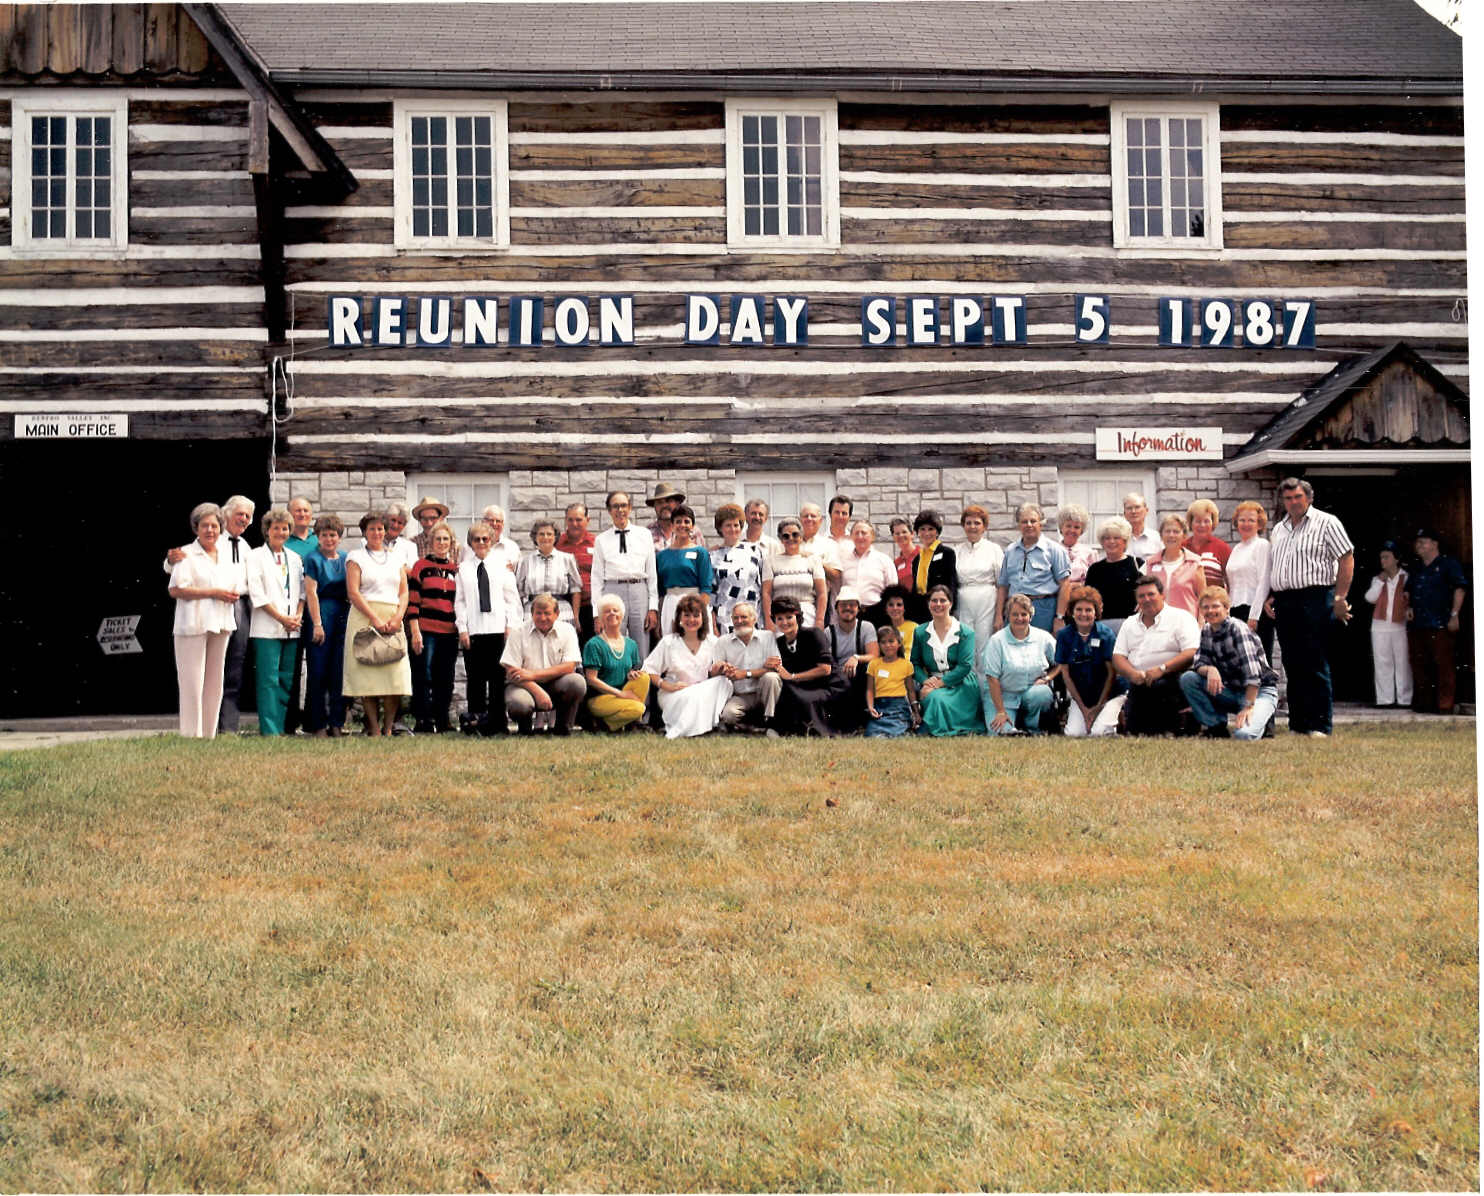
<box><xmin>15</xmin><ymin>414</ymin><xmax>129</xmax><ymax>439</ymax></box>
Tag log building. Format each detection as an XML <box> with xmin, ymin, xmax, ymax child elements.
<box><xmin>0</xmin><ymin>1</ymin><xmax>1468</xmax><ymax>715</ymax></box>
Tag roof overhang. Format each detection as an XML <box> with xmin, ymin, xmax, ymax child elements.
<box><xmin>1226</xmin><ymin>448</ymin><xmax>1472</xmax><ymax>474</ymax></box>
<box><xmin>264</xmin><ymin>69</ymin><xmax>1464</xmax><ymax>96</ymax></box>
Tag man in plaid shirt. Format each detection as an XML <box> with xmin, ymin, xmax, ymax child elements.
<box><xmin>1179</xmin><ymin>586</ymin><xmax>1280</xmax><ymax>740</ymax></box>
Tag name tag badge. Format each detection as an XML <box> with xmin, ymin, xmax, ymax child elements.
<box><xmin>686</xmin><ymin>551</ymin><xmax>697</xmax><ymax>560</ymax></box>
<box><xmin>1090</xmin><ymin>638</ymin><xmax>1101</xmax><ymax>648</ymax></box>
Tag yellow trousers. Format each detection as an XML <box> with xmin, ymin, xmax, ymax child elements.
<box><xmin>587</xmin><ymin>673</ymin><xmax>651</xmax><ymax>731</ymax></box>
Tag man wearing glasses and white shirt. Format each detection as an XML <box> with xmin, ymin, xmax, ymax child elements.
<box><xmin>590</xmin><ymin>490</ymin><xmax>660</xmax><ymax>649</ymax></box>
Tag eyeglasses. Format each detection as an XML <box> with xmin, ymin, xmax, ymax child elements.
<box><xmin>779</xmin><ymin>532</ymin><xmax>801</xmax><ymax>540</ymax></box>
<box><xmin>470</xmin><ymin>536</ymin><xmax>491</xmax><ymax>543</ymax></box>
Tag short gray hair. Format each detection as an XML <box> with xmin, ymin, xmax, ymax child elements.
<box><xmin>1096</xmin><ymin>515</ymin><xmax>1132</xmax><ymax>543</ymax></box>
<box><xmin>1123</xmin><ymin>492</ymin><xmax>1148</xmax><ymax>510</ymax></box>
<box><xmin>260</xmin><ymin>507</ymin><xmax>293</xmax><ymax>535</ymax></box>
<box><xmin>731</xmin><ymin>600</ymin><xmax>757</xmax><ymax>620</ymax></box>
<box><xmin>222</xmin><ymin>494</ymin><xmax>255</xmax><ymax>519</ymax></box>
<box><xmin>1278</xmin><ymin>477</ymin><xmax>1314</xmax><ymax>500</ymax></box>
<box><xmin>482</xmin><ymin>503</ymin><xmax>506</xmax><ymax>523</ymax></box>
<box><xmin>384</xmin><ymin>501</ymin><xmax>410</xmax><ymax>521</ymax></box>
<box><xmin>850</xmin><ymin>519</ymin><xmax>875</xmax><ymax>536</ymax></box>
<box><xmin>596</xmin><ymin>592</ymin><xmax>626</xmax><ymax>618</ymax></box>
<box><xmin>190</xmin><ymin>502</ymin><xmax>222</xmax><ymax>533</ymax></box>
<box><xmin>1016</xmin><ymin>502</ymin><xmax>1044</xmax><ymax>523</ymax></box>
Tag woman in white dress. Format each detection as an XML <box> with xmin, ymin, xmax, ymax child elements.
<box><xmin>344</xmin><ymin>510</ymin><xmax>412</xmax><ymax>736</ymax></box>
<box><xmin>642</xmin><ymin>593</ymin><xmax>733</xmax><ymax>738</ymax></box>
<box><xmin>168</xmin><ymin>502</ymin><xmax>241</xmax><ymax>738</ymax></box>
<box><xmin>954</xmin><ymin>503</ymin><xmax>1003</xmax><ymax>658</ymax></box>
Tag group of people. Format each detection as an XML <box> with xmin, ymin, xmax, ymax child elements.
<box><xmin>165</xmin><ymin>477</ymin><xmax>1467</xmax><ymax>742</ymax></box>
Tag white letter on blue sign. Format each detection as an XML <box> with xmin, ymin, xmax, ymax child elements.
<box><xmin>598</xmin><ymin>296</ymin><xmax>634</xmax><ymax>345</ymax></box>
<box><xmin>773</xmin><ymin>296</ymin><xmax>808</xmax><ymax>346</ymax></box>
<box><xmin>861</xmin><ymin>296</ymin><xmax>895</xmax><ymax>346</ymax></box>
<box><xmin>463</xmin><ymin>298</ymin><xmax>499</xmax><ymax>346</ymax></box>
<box><xmin>329</xmin><ymin>296</ymin><xmax>362</xmax><ymax>347</ymax></box>
<box><xmin>553</xmin><ymin>297</ymin><xmax>590</xmax><ymax>346</ymax></box>
<box><xmin>687</xmin><ymin>294</ymin><xmax>721</xmax><ymax>344</ymax></box>
<box><xmin>908</xmin><ymin>297</ymin><xmax>938</xmax><ymax>346</ymax></box>
<box><xmin>730</xmin><ymin>295</ymin><xmax>765</xmax><ymax>346</ymax></box>
<box><xmin>416</xmin><ymin>297</ymin><xmax>451</xmax><ymax>346</ymax></box>
<box><xmin>991</xmin><ymin>296</ymin><xmax>1027</xmax><ymax>344</ymax></box>
<box><xmin>374</xmin><ymin>297</ymin><xmax>406</xmax><ymax>346</ymax></box>
<box><xmin>950</xmin><ymin>297</ymin><xmax>984</xmax><ymax>346</ymax></box>
<box><xmin>511</xmin><ymin>297</ymin><xmax>543</xmax><ymax>347</ymax></box>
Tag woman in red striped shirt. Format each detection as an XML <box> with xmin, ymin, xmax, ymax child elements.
<box><xmin>408</xmin><ymin>521</ymin><xmax>461</xmax><ymax>734</ymax></box>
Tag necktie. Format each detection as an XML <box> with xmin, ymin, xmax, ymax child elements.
<box><xmin>230</xmin><ymin>535</ymin><xmax>240</xmax><ymax>563</ymax></box>
<box><xmin>478</xmin><ymin>561</ymin><xmax>491</xmax><ymax>613</ymax></box>
<box><xmin>617</xmin><ymin>529</ymin><xmax>627</xmax><ymax>553</ymax></box>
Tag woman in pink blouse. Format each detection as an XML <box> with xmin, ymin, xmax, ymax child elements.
<box><xmin>1145</xmin><ymin>513</ymin><xmax>1207</xmax><ymax>618</ymax></box>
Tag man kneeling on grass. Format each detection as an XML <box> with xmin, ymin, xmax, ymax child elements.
<box><xmin>1179</xmin><ymin>585</ymin><xmax>1280</xmax><ymax>740</ymax></box>
<box><xmin>1110</xmin><ymin>574</ymin><xmax>1199</xmax><ymax>735</ymax></box>
<box><xmin>503</xmin><ymin>592</ymin><xmax>586</xmax><ymax>735</ymax></box>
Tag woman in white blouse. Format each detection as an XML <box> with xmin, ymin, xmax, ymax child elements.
<box><xmin>642</xmin><ymin>594</ymin><xmax>733</xmax><ymax>738</ymax></box>
<box><xmin>168</xmin><ymin>502</ymin><xmax>242</xmax><ymax>738</ymax></box>
<box><xmin>1225</xmin><ymin>499</ymin><xmax>1274</xmax><ymax>661</ymax></box>
<box><xmin>246</xmin><ymin>507</ymin><xmax>305</xmax><ymax>737</ymax></box>
<box><xmin>1364</xmin><ymin>540</ymin><xmax>1412</xmax><ymax>707</ymax></box>
<box><xmin>344</xmin><ymin>510</ymin><xmax>412</xmax><ymax>736</ymax></box>
<box><xmin>954</xmin><ymin>503</ymin><xmax>1003</xmax><ymax>658</ymax></box>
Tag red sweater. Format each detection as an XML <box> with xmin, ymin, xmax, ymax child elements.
<box><xmin>408</xmin><ymin>556</ymin><xmax>458</xmax><ymax>636</ymax></box>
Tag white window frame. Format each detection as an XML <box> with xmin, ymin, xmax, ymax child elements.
<box><xmin>735</xmin><ymin>472</ymin><xmax>834</xmax><ymax>523</ymax></box>
<box><xmin>393</xmin><ymin>99</ymin><xmax>510</xmax><ymax>251</ymax></box>
<box><xmin>406</xmin><ymin>473</ymin><xmax>510</xmax><ymax>542</ymax></box>
<box><xmin>1110</xmin><ymin>100</ymin><xmax>1222</xmax><ymax>252</ymax></box>
<box><xmin>1057</xmin><ymin>468</ymin><xmax>1159</xmax><ymax>535</ymax></box>
<box><xmin>725</xmin><ymin>98</ymin><xmax>840</xmax><ymax>251</ymax></box>
<box><xmin>10</xmin><ymin>93</ymin><xmax>128</xmax><ymax>254</ymax></box>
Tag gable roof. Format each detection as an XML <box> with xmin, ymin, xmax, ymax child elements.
<box><xmin>216</xmin><ymin>1</ymin><xmax>1462</xmax><ymax>93</ymax></box>
<box><xmin>1231</xmin><ymin>342</ymin><xmax>1470</xmax><ymax>468</ymax></box>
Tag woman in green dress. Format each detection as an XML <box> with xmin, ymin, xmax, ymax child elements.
<box><xmin>910</xmin><ymin>584</ymin><xmax>983</xmax><ymax>736</ymax></box>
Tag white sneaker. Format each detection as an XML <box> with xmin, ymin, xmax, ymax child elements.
<box><xmin>1308</xmin><ymin>730</ymin><xmax>1330</xmax><ymax>738</ymax></box>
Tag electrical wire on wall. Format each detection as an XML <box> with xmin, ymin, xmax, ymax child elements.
<box><xmin>267</xmin><ymin>291</ymin><xmax>299</xmax><ymax>495</ymax></box>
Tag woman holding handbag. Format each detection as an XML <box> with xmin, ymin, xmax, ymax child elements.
<box><xmin>344</xmin><ymin>510</ymin><xmax>412</xmax><ymax>736</ymax></box>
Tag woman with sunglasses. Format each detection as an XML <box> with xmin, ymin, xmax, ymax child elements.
<box><xmin>761</xmin><ymin>517</ymin><xmax>827</xmax><ymax>630</ymax></box>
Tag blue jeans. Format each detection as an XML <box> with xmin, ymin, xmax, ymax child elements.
<box><xmin>418</xmin><ymin>632</ymin><xmax>459</xmax><ymax>731</ymax></box>
<box><xmin>987</xmin><ymin>681</ymin><xmax>1055</xmax><ymax>735</ymax></box>
<box><xmin>1179</xmin><ymin>671</ymin><xmax>1278</xmax><ymax>740</ymax></box>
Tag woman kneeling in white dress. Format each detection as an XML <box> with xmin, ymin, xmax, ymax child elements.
<box><xmin>642</xmin><ymin>593</ymin><xmax>733</xmax><ymax>738</ymax></box>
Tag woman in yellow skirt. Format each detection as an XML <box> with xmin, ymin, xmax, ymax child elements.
<box><xmin>344</xmin><ymin>510</ymin><xmax>412</xmax><ymax>735</ymax></box>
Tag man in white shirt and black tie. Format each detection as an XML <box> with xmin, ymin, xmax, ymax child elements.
<box><xmin>590</xmin><ymin>490</ymin><xmax>659</xmax><ymax>648</ymax></box>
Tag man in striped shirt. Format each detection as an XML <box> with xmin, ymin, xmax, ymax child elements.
<box><xmin>1266</xmin><ymin>478</ymin><xmax>1354</xmax><ymax>737</ymax></box>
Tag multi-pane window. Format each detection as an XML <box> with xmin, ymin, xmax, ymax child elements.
<box><xmin>11</xmin><ymin>96</ymin><xmax>127</xmax><ymax>251</ymax></box>
<box><xmin>394</xmin><ymin>101</ymin><xmax>509</xmax><ymax>249</ymax></box>
<box><xmin>1058</xmin><ymin>469</ymin><xmax>1158</xmax><ymax>536</ymax></box>
<box><xmin>406</xmin><ymin>475</ymin><xmax>509</xmax><ymax>543</ymax></box>
<box><xmin>726</xmin><ymin>100</ymin><xmax>839</xmax><ymax>248</ymax></box>
<box><xmin>735</xmin><ymin>473</ymin><xmax>832</xmax><ymax>523</ymax></box>
<box><xmin>1110</xmin><ymin>102</ymin><xmax>1222</xmax><ymax>250</ymax></box>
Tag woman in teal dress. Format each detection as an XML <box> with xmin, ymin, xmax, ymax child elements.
<box><xmin>910</xmin><ymin>584</ymin><xmax>983</xmax><ymax>736</ymax></box>
<box><xmin>655</xmin><ymin>504</ymin><xmax>716</xmax><ymax>634</ymax></box>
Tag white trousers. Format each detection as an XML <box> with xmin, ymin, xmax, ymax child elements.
<box><xmin>175</xmin><ymin>631</ymin><xmax>231</xmax><ymax>738</ymax></box>
<box><xmin>1371</xmin><ymin>622</ymin><xmax>1413</xmax><ymax>705</ymax></box>
<box><xmin>956</xmin><ymin>584</ymin><xmax>998</xmax><ymax>665</ymax></box>
<box><xmin>1065</xmin><ymin>698</ymin><xmax>1122</xmax><ymax>737</ymax></box>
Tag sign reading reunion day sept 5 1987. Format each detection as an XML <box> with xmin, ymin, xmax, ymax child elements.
<box><xmin>327</xmin><ymin>294</ymin><xmax>1319</xmax><ymax>350</ymax></box>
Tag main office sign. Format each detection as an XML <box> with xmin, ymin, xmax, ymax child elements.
<box><xmin>326</xmin><ymin>295</ymin><xmax>1318</xmax><ymax>349</ymax></box>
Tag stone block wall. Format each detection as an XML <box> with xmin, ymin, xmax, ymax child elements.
<box><xmin>274</xmin><ymin>463</ymin><xmax>1284</xmax><ymax>546</ymax></box>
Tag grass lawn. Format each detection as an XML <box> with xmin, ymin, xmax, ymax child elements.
<box><xmin>0</xmin><ymin>725</ymin><xmax>1477</xmax><ymax>1192</ymax></box>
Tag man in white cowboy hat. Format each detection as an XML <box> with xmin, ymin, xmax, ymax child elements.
<box><xmin>412</xmin><ymin>495</ymin><xmax>461</xmax><ymax>564</ymax></box>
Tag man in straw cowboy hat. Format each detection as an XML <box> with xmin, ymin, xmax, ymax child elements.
<box><xmin>646</xmin><ymin>482</ymin><xmax>704</xmax><ymax>550</ymax></box>
<box><xmin>412</xmin><ymin>495</ymin><xmax>460</xmax><ymax>565</ymax></box>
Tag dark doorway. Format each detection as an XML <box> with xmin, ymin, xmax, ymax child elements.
<box><xmin>1302</xmin><ymin>464</ymin><xmax>1473</xmax><ymax>705</ymax></box>
<box><xmin>0</xmin><ymin>438</ymin><xmax>269</xmax><ymax>718</ymax></box>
